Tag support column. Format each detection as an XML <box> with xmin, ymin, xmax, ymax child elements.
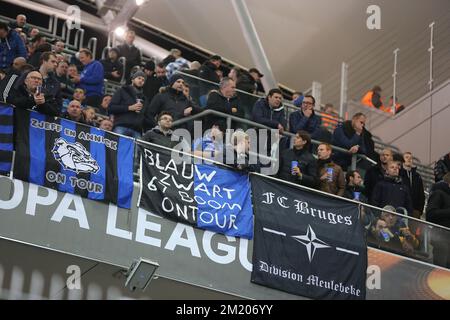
<box><xmin>231</xmin><ymin>0</ymin><xmax>277</xmax><ymax>92</ymax></box>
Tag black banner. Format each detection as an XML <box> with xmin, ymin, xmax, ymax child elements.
<box><xmin>250</xmin><ymin>175</ymin><xmax>367</xmax><ymax>299</ymax></box>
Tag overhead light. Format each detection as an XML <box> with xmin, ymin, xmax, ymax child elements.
<box><xmin>136</xmin><ymin>0</ymin><xmax>146</xmax><ymax>6</ymax></box>
<box><xmin>114</xmin><ymin>26</ymin><xmax>126</xmax><ymax>37</ymax></box>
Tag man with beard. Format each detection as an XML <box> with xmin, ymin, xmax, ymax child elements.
<box><xmin>143</xmin><ymin>74</ymin><xmax>199</xmax><ymax>131</ymax></box>
<box><xmin>108</xmin><ymin>70</ymin><xmax>146</xmax><ymax>139</ymax></box>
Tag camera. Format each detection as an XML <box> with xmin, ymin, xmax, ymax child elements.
<box><xmin>125</xmin><ymin>258</ymin><xmax>159</xmax><ymax>292</ymax></box>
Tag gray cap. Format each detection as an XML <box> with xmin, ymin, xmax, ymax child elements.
<box><xmin>131</xmin><ymin>70</ymin><xmax>147</xmax><ymax>81</ymax></box>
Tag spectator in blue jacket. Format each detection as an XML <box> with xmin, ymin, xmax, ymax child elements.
<box><xmin>252</xmin><ymin>88</ymin><xmax>286</xmax><ymax>132</ymax></box>
<box><xmin>332</xmin><ymin>112</ymin><xmax>376</xmax><ymax>170</ymax></box>
<box><xmin>0</xmin><ymin>22</ymin><xmax>27</xmax><ymax>70</ymax></box>
<box><xmin>289</xmin><ymin>94</ymin><xmax>322</xmax><ymax>138</ymax></box>
<box><xmin>71</xmin><ymin>48</ymin><xmax>104</xmax><ymax>108</ymax></box>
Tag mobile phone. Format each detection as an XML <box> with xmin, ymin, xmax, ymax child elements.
<box><xmin>36</xmin><ymin>85</ymin><xmax>42</xmax><ymax>95</ymax></box>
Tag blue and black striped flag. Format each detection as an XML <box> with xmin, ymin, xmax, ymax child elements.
<box><xmin>14</xmin><ymin>108</ymin><xmax>135</xmax><ymax>209</ymax></box>
<box><xmin>0</xmin><ymin>103</ymin><xmax>13</xmax><ymax>175</ymax></box>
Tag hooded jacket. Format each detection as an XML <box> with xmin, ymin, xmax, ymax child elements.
<box><xmin>0</xmin><ymin>29</ymin><xmax>27</xmax><ymax>69</ymax></box>
<box><xmin>251</xmin><ymin>97</ymin><xmax>287</xmax><ymax>129</ymax></box>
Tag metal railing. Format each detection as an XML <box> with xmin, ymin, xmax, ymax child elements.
<box><xmin>172</xmin><ymin>109</ymin><xmax>377</xmax><ymax>170</ymax></box>
<box><xmin>136</xmin><ymin>135</ymin><xmax>450</xmax><ymax>270</ymax></box>
<box><xmin>322</xmin><ymin>10</ymin><xmax>450</xmax><ymax>118</ymax></box>
<box><xmin>4</xmin><ymin>103</ymin><xmax>449</xmax><ymax>270</ymax></box>
<box><xmin>176</xmin><ymin>71</ymin><xmax>344</xmax><ymax>131</ymax></box>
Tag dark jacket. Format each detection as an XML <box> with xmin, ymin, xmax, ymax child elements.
<box><xmin>42</xmin><ymin>73</ymin><xmax>63</xmax><ymax>110</ymax></box>
<box><xmin>8</xmin><ymin>21</ymin><xmax>31</xmax><ymax>35</ymax></box>
<box><xmin>143</xmin><ymin>87</ymin><xmax>199</xmax><ymax>131</ymax></box>
<box><xmin>364</xmin><ymin>164</ymin><xmax>385</xmax><ymax>200</ymax></box>
<box><xmin>206</xmin><ymin>90</ymin><xmax>243</xmax><ymax>130</ymax></box>
<box><xmin>219</xmin><ymin>145</ymin><xmax>260</xmax><ymax>173</ymax></box>
<box><xmin>117</xmin><ymin>43</ymin><xmax>141</xmax><ymax>78</ymax></box>
<box><xmin>142</xmin><ymin>126</ymin><xmax>189</xmax><ymax>150</ymax></box>
<box><xmin>399</xmin><ymin>167</ymin><xmax>425</xmax><ymax>212</ymax></box>
<box><xmin>100</xmin><ymin>58</ymin><xmax>123</xmax><ymax>82</ymax></box>
<box><xmin>289</xmin><ymin>109</ymin><xmax>322</xmax><ymax>135</ymax></box>
<box><xmin>0</xmin><ymin>68</ymin><xmax>21</xmax><ymax>102</ymax></box>
<box><xmin>143</xmin><ymin>73</ymin><xmax>164</xmax><ymax>102</ymax></box>
<box><xmin>332</xmin><ymin>120</ymin><xmax>376</xmax><ymax>169</ymax></box>
<box><xmin>109</xmin><ymin>85</ymin><xmax>145</xmax><ymax>132</ymax></box>
<box><xmin>434</xmin><ymin>154</ymin><xmax>450</xmax><ymax>182</ymax></box>
<box><xmin>236</xmin><ymin>70</ymin><xmax>256</xmax><ymax>93</ymax></box>
<box><xmin>198</xmin><ymin>60</ymin><xmax>220</xmax><ymax>84</ymax></box>
<box><xmin>55</xmin><ymin>73</ymin><xmax>75</xmax><ymax>98</ymax></box>
<box><xmin>426</xmin><ymin>184</ymin><xmax>450</xmax><ymax>228</ymax></box>
<box><xmin>317</xmin><ymin>159</ymin><xmax>345</xmax><ymax>196</ymax></box>
<box><xmin>61</xmin><ymin>111</ymin><xmax>86</xmax><ymax>124</ymax></box>
<box><xmin>278</xmin><ymin>147</ymin><xmax>318</xmax><ymax>188</ymax></box>
<box><xmin>251</xmin><ymin>98</ymin><xmax>287</xmax><ymax>129</ymax></box>
<box><xmin>343</xmin><ymin>185</ymin><xmax>373</xmax><ymax>228</ymax></box>
<box><xmin>371</xmin><ymin>175</ymin><xmax>413</xmax><ymax>215</ymax></box>
<box><xmin>343</xmin><ymin>185</ymin><xmax>368</xmax><ymax>202</ymax></box>
<box><xmin>7</xmin><ymin>83</ymin><xmax>60</xmax><ymax>116</ymax></box>
<box><xmin>0</xmin><ymin>29</ymin><xmax>27</xmax><ymax>69</ymax></box>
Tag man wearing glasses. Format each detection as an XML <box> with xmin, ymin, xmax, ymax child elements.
<box><xmin>7</xmin><ymin>71</ymin><xmax>60</xmax><ymax>116</ymax></box>
<box><xmin>289</xmin><ymin>95</ymin><xmax>322</xmax><ymax>139</ymax></box>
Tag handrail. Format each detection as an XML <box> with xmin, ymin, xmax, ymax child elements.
<box><xmin>172</xmin><ymin>109</ymin><xmax>377</xmax><ymax>168</ymax></box>
<box><xmin>118</xmin><ymin>56</ymin><xmax>127</xmax><ymax>85</ymax></box>
<box><xmin>74</xmin><ymin>28</ymin><xmax>85</xmax><ymax>51</ymax></box>
<box><xmin>176</xmin><ymin>71</ymin><xmax>345</xmax><ymax>123</ymax></box>
<box><xmin>101</xmin><ymin>46</ymin><xmax>110</xmax><ymax>60</ymax></box>
<box><xmin>4</xmin><ymin>103</ymin><xmax>450</xmax><ymax>270</ymax></box>
<box><xmin>134</xmin><ymin>127</ymin><xmax>449</xmax><ymax>234</ymax></box>
<box><xmin>87</xmin><ymin>37</ymin><xmax>98</xmax><ymax>60</ymax></box>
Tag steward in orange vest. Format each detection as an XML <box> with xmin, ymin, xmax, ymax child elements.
<box><xmin>361</xmin><ymin>86</ymin><xmax>383</xmax><ymax>109</ymax></box>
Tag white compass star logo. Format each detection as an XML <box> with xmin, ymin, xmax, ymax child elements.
<box><xmin>292</xmin><ymin>225</ymin><xmax>331</xmax><ymax>262</ymax></box>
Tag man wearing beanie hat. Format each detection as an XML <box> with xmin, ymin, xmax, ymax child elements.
<box><xmin>108</xmin><ymin>69</ymin><xmax>147</xmax><ymax>138</ymax></box>
<box><xmin>143</xmin><ymin>73</ymin><xmax>200</xmax><ymax>132</ymax></box>
<box><xmin>100</xmin><ymin>47</ymin><xmax>123</xmax><ymax>82</ymax></box>
<box><xmin>143</xmin><ymin>59</ymin><xmax>164</xmax><ymax>103</ymax></box>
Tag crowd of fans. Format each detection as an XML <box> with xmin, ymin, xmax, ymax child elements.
<box><xmin>1</xmin><ymin>15</ymin><xmax>449</xmax><ymax>265</ymax></box>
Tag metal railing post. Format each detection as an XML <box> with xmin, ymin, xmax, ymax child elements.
<box><xmin>311</xmin><ymin>81</ymin><xmax>322</xmax><ymax>110</ymax></box>
<box><xmin>52</xmin><ymin>15</ymin><xmax>58</xmax><ymax>39</ymax></box>
<box><xmin>339</xmin><ymin>62</ymin><xmax>348</xmax><ymax>118</ymax></box>
<box><xmin>226</xmin><ymin>116</ymin><xmax>232</xmax><ymax>144</ymax></box>
<box><xmin>392</xmin><ymin>48</ymin><xmax>399</xmax><ymax>114</ymax></box>
<box><xmin>351</xmin><ymin>154</ymin><xmax>357</xmax><ymax>170</ymax></box>
<box><xmin>428</xmin><ymin>22</ymin><xmax>435</xmax><ymax>91</ymax></box>
<box><xmin>87</xmin><ymin>38</ymin><xmax>98</xmax><ymax>60</ymax></box>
